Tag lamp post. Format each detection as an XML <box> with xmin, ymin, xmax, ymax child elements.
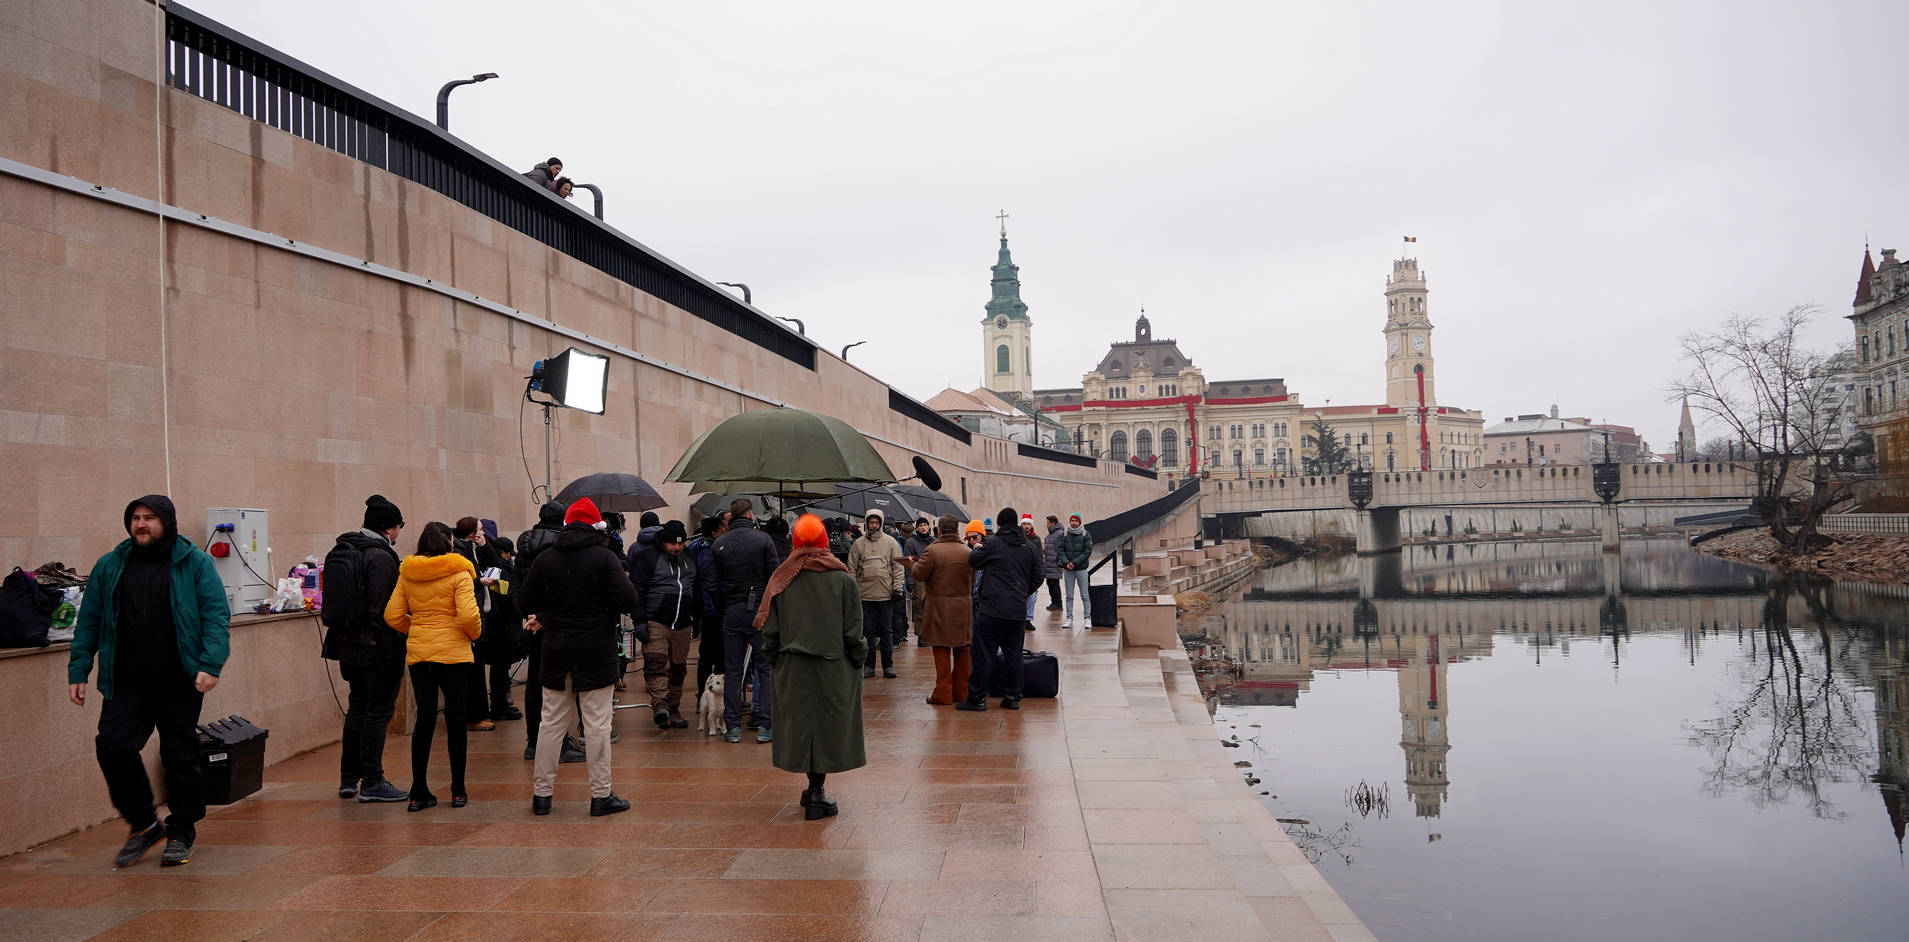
<box><xmin>716</xmin><ymin>282</ymin><xmax>752</xmax><ymax>304</ymax></box>
<box><xmin>573</xmin><ymin>182</ymin><xmax>603</xmax><ymax>220</ymax></box>
<box><xmin>841</xmin><ymin>341</ymin><xmax>866</xmax><ymax>361</ymax></box>
<box><xmin>435</xmin><ymin>73</ymin><xmax>498</xmax><ymax>130</ymax></box>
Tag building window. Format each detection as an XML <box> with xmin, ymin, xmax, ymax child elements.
<box><xmin>1343</xmin><ymin>433</ymin><xmax>1352</xmax><ymax>446</ymax></box>
<box><xmin>996</xmin><ymin>344</ymin><xmax>1010</xmax><ymax>374</ymax></box>
<box><xmin>1208</xmin><ymin>449</ymin><xmax>1220</xmax><ymax>465</ymax></box>
<box><xmin>1110</xmin><ymin>430</ymin><xmax>1128</xmax><ymax>462</ymax></box>
<box><xmin>1276</xmin><ymin>447</ymin><xmax>1288</xmax><ymax>468</ymax></box>
<box><xmin>1254</xmin><ymin>448</ymin><xmax>1265</xmax><ymax>465</ymax></box>
<box><xmin>1386</xmin><ymin>432</ymin><xmax>1394</xmax><ymax>444</ymax></box>
<box><xmin>1136</xmin><ymin>429</ymin><xmax>1154</xmax><ymax>460</ymax></box>
<box><xmin>1360</xmin><ymin>433</ymin><xmax>1368</xmax><ymax>445</ymax></box>
<box><xmin>1232</xmin><ymin>450</ymin><xmax>1243</xmax><ymax>466</ymax></box>
<box><xmin>1161</xmin><ymin>429</ymin><xmax>1179</xmax><ymax>466</ymax></box>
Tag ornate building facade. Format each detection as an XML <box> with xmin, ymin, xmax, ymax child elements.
<box><xmin>1033</xmin><ymin>257</ymin><xmax>1485</xmax><ymax>479</ymax></box>
<box><xmin>1851</xmin><ymin>247</ymin><xmax>1909</xmax><ymax>460</ymax></box>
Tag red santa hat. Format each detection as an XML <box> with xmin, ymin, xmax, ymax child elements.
<box><xmin>564</xmin><ymin>496</ymin><xmax>606</xmax><ymax>529</ymax></box>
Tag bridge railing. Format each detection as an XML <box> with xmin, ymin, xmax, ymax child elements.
<box><xmin>163</xmin><ymin>2</ymin><xmax>816</xmax><ymax>369</ymax></box>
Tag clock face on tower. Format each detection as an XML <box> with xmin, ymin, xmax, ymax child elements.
<box><xmin>1412</xmin><ymin>335</ymin><xmax>1426</xmax><ymax>352</ymax></box>
<box><xmin>995</xmin><ymin>316</ymin><xmax>1008</xmax><ymax>329</ymax></box>
<box><xmin>1389</xmin><ymin>337</ymin><xmax>1400</xmax><ymax>353</ymax></box>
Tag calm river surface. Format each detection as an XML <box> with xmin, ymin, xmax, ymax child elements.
<box><xmin>1193</xmin><ymin>538</ymin><xmax>1909</xmax><ymax>942</ymax></box>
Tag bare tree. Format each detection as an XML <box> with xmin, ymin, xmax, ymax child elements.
<box><xmin>1667</xmin><ymin>306</ymin><xmax>1858</xmax><ymax>553</ymax></box>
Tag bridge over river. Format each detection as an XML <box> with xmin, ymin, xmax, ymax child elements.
<box><xmin>1199</xmin><ymin>461</ymin><xmax>1762</xmax><ymax>553</ymax></box>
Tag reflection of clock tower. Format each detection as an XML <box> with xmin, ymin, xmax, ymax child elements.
<box><xmin>1399</xmin><ymin>634</ymin><xmax>1451</xmax><ymax>818</ymax></box>
<box><xmin>981</xmin><ymin>219</ymin><xmax>1034</xmax><ymax>400</ymax></box>
<box><xmin>1384</xmin><ymin>257</ymin><xmax>1437</xmax><ymax>408</ymax></box>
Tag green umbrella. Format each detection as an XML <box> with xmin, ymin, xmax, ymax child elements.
<box><xmin>690</xmin><ymin>479</ymin><xmax>839</xmax><ymax>500</ymax></box>
<box><xmin>666</xmin><ymin>406</ymin><xmax>897</xmax><ymax>486</ymax></box>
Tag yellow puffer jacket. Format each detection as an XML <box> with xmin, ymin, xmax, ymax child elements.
<box><xmin>383</xmin><ymin>553</ymin><xmax>482</xmax><ymax>665</ymax></box>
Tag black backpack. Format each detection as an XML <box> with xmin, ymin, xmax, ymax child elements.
<box><xmin>0</xmin><ymin>567</ymin><xmax>61</xmax><ymax>648</ymax></box>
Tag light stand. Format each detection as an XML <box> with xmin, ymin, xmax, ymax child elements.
<box><xmin>525</xmin><ymin>346</ymin><xmax>611</xmax><ymax>503</ymax></box>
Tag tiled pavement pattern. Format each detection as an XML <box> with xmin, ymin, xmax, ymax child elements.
<box><xmin>0</xmin><ymin>610</ymin><xmax>1373</xmax><ymax>942</ymax></box>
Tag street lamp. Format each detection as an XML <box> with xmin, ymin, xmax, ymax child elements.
<box><xmin>435</xmin><ymin>73</ymin><xmax>498</xmax><ymax>131</ymax></box>
<box><xmin>841</xmin><ymin>341</ymin><xmax>867</xmax><ymax>361</ymax></box>
<box><xmin>716</xmin><ymin>282</ymin><xmax>752</xmax><ymax>304</ymax></box>
<box><xmin>573</xmin><ymin>182</ymin><xmax>603</xmax><ymax>220</ymax></box>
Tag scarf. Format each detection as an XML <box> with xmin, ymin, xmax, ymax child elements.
<box><xmin>753</xmin><ymin>545</ymin><xmax>850</xmax><ymax>628</ymax></box>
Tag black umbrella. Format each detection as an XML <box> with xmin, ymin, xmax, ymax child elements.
<box><xmin>890</xmin><ymin>484</ymin><xmax>967</xmax><ymax>522</ymax></box>
<box><xmin>791</xmin><ymin>483</ymin><xmax>913</xmax><ymax>522</ymax></box>
<box><xmin>555</xmin><ymin>473</ymin><xmax>667</xmax><ymax>513</ymax></box>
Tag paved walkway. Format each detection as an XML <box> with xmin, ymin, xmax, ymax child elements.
<box><xmin>0</xmin><ymin>608</ymin><xmax>1372</xmax><ymax>942</ymax></box>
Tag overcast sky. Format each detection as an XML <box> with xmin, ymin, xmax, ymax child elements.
<box><xmin>190</xmin><ymin>0</ymin><xmax>1907</xmax><ymax>448</ymax></box>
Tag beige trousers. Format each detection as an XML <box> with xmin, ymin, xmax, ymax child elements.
<box><xmin>533</xmin><ymin>677</ymin><xmax>614</xmax><ymax>798</ymax></box>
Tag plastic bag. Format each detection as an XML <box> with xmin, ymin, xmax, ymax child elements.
<box><xmin>289</xmin><ymin>556</ymin><xmax>323</xmax><ymax>608</ymax></box>
<box><xmin>269</xmin><ymin>577</ymin><xmax>305</xmax><ymax>613</ymax></box>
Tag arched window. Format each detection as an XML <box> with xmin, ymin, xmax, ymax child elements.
<box><xmin>1135</xmin><ymin>429</ymin><xmax>1154</xmax><ymax>460</ymax></box>
<box><xmin>996</xmin><ymin>345</ymin><xmax>1010</xmax><ymax>374</ymax></box>
<box><xmin>1386</xmin><ymin>432</ymin><xmax>1394</xmax><ymax>444</ymax></box>
<box><xmin>1163</xmin><ymin>357</ymin><xmax>1176</xmax><ymax>367</ymax></box>
<box><xmin>1110</xmin><ymin>430</ymin><xmax>1128</xmax><ymax>462</ymax></box>
<box><xmin>1360</xmin><ymin>433</ymin><xmax>1369</xmax><ymax>445</ymax></box>
<box><xmin>1254</xmin><ymin>448</ymin><xmax>1265</xmax><ymax>466</ymax></box>
<box><xmin>1160</xmin><ymin>429</ymin><xmax>1179</xmax><ymax>466</ymax></box>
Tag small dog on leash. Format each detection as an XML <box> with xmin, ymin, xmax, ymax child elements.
<box><xmin>696</xmin><ymin>675</ymin><xmax>725</xmax><ymax>735</ymax></box>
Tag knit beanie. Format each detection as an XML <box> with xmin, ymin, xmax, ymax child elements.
<box><xmin>965</xmin><ymin>519</ymin><xmax>986</xmax><ymax>536</ymax></box>
<box><xmin>363</xmin><ymin>494</ymin><xmax>404</xmax><ymax>531</ymax></box>
<box><xmin>656</xmin><ymin>520</ymin><xmax>688</xmax><ymax>544</ymax></box>
<box><xmin>565</xmin><ymin>496</ymin><xmax>605</xmax><ymax>528</ymax></box>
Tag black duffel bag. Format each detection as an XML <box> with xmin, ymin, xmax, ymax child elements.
<box><xmin>990</xmin><ymin>649</ymin><xmax>1059</xmax><ymax>698</ymax></box>
<box><xmin>0</xmin><ymin>567</ymin><xmax>61</xmax><ymax>648</ymax></box>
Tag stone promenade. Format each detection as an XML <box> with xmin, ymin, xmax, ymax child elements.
<box><xmin>0</xmin><ymin>609</ymin><xmax>1372</xmax><ymax>942</ymax></box>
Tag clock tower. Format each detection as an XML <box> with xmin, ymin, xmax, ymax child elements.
<box><xmin>1384</xmin><ymin>257</ymin><xmax>1438</xmax><ymax>408</ymax></box>
<box><xmin>981</xmin><ymin>216</ymin><xmax>1034</xmax><ymax>400</ymax></box>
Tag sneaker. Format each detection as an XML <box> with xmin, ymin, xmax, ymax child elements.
<box><xmin>338</xmin><ymin>781</ymin><xmax>357</xmax><ymax>799</ymax></box>
<box><xmin>113</xmin><ymin>822</ymin><xmax>164</xmax><ymax>867</ymax></box>
<box><xmin>523</xmin><ymin>742</ymin><xmax>537</xmax><ymax>760</ymax></box>
<box><xmin>1062</xmin><ymin>618</ymin><xmax>1073</xmax><ymax>629</ymax></box>
<box><xmin>654</xmin><ymin>708</ymin><xmax>672</xmax><ymax>729</ymax></box>
<box><xmin>591</xmin><ymin>793</ymin><xmax>631</xmax><ymax>817</ymax></box>
<box><xmin>863</xmin><ymin>667</ymin><xmax>875</xmax><ymax>679</ymax></box>
<box><xmin>560</xmin><ymin>736</ymin><xmax>587</xmax><ymax>764</ymax></box>
<box><xmin>357</xmin><ymin>779</ymin><xmax>408</xmax><ymax>803</ymax></box>
<box><xmin>501</xmin><ymin>706</ymin><xmax>524</xmax><ymax>721</ymax></box>
<box><xmin>723</xmin><ymin>727</ymin><xmax>742</xmax><ymax>743</ymax></box>
<box><xmin>1046</xmin><ymin>603</ymin><xmax>1063</xmax><ymax>611</ymax></box>
<box><xmin>160</xmin><ymin>839</ymin><xmax>192</xmax><ymax>867</ymax></box>
<box><xmin>668</xmin><ymin>714</ymin><xmax>689</xmax><ymax>729</ymax></box>
<box><xmin>1025</xmin><ymin>622</ymin><xmax>1036</xmax><ymax>632</ymax></box>
<box><xmin>883</xmin><ymin>669</ymin><xmax>897</xmax><ymax>679</ymax></box>
<box><xmin>756</xmin><ymin>725</ymin><xmax>773</xmax><ymax>744</ymax></box>
<box><xmin>465</xmin><ymin>719</ymin><xmax>497</xmax><ymax>731</ymax></box>
<box><xmin>954</xmin><ymin>700</ymin><xmax>987</xmax><ymax>712</ymax></box>
<box><xmin>1001</xmin><ymin>697</ymin><xmax>1022</xmax><ymax>710</ymax></box>
<box><xmin>609</xmin><ymin>730</ymin><xmax>620</xmax><ymax>744</ymax></box>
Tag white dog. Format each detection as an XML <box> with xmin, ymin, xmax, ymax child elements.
<box><xmin>696</xmin><ymin>674</ymin><xmax>725</xmax><ymax>736</ymax></box>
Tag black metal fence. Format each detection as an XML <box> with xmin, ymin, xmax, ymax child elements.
<box><xmin>1017</xmin><ymin>442</ymin><xmax>1095</xmax><ymax>468</ymax></box>
<box><xmin>164</xmin><ymin>3</ymin><xmax>815</xmax><ymax>370</ymax></box>
<box><xmin>1081</xmin><ymin>478</ymin><xmax>1199</xmax><ymax>544</ymax></box>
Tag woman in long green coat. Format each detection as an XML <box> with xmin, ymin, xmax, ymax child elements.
<box><xmin>756</xmin><ymin>514</ymin><xmax>867</xmax><ymax>819</ymax></box>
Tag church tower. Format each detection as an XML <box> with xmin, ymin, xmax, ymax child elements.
<box><xmin>1399</xmin><ymin>634</ymin><xmax>1451</xmax><ymax>818</ymax></box>
<box><xmin>981</xmin><ymin>216</ymin><xmax>1034</xmax><ymax>400</ymax></box>
<box><xmin>1384</xmin><ymin>258</ymin><xmax>1438</xmax><ymax>408</ymax></box>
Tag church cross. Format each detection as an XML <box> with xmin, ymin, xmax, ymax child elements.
<box><xmin>997</xmin><ymin>209</ymin><xmax>1009</xmax><ymax>237</ymax></box>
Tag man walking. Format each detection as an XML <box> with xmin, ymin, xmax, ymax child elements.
<box><xmin>847</xmin><ymin>510</ymin><xmax>906</xmax><ymax>679</ymax></box>
<box><xmin>68</xmin><ymin>496</ymin><xmax>230</xmax><ymax>868</ymax></box>
<box><xmin>320</xmin><ymin>494</ymin><xmax>408</xmax><ymax>803</ymax></box>
<box><xmin>627</xmin><ymin>520</ymin><xmax>698</xmax><ymax>729</ymax></box>
<box><xmin>710</xmin><ymin>499</ymin><xmax>778</xmax><ymax>743</ymax></box>
<box><xmin>958</xmin><ymin>505</ymin><xmax>1045</xmax><ymax>712</ymax></box>
<box><xmin>1058</xmin><ymin>513</ymin><xmax>1094</xmax><ymax>628</ymax></box>
<box><xmin>1042</xmin><ymin>515</ymin><xmax>1065</xmax><ymax>611</ymax></box>
<box><xmin>515</xmin><ymin>498</ymin><xmax>637</xmax><ymax>817</ymax></box>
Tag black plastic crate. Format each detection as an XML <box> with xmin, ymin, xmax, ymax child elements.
<box><xmin>197</xmin><ymin>714</ymin><xmax>269</xmax><ymax>804</ymax></box>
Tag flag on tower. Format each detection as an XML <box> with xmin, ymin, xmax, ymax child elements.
<box><xmin>1403</xmin><ymin>236</ymin><xmax>1418</xmax><ymax>243</ymax></box>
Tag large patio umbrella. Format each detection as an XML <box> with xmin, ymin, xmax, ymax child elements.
<box><xmin>666</xmin><ymin>407</ymin><xmax>898</xmax><ymax>488</ymax></box>
<box><xmin>690</xmin><ymin>479</ymin><xmax>839</xmax><ymax>500</ymax></box>
<box><xmin>555</xmin><ymin>472</ymin><xmax>667</xmax><ymax>512</ymax></box>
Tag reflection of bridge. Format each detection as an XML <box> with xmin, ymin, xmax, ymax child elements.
<box><xmin>1200</xmin><ymin>462</ymin><xmax>1761</xmax><ymax>554</ymax></box>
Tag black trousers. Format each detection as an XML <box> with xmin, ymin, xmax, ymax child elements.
<box><xmin>523</xmin><ymin>634</ymin><xmax>543</xmax><ymax>746</ymax></box>
<box><xmin>338</xmin><ymin>659</ymin><xmax>403</xmax><ymax>787</ymax></box>
<box><xmin>1045</xmin><ymin>577</ymin><xmax>1062</xmax><ymax>607</ymax></box>
<box><xmin>96</xmin><ymin>679</ymin><xmax>206</xmax><ymax>844</ymax></box>
<box><xmin>861</xmin><ymin>599</ymin><xmax>895</xmax><ymax>669</ymax></box>
<box><xmin>464</xmin><ymin>657</ymin><xmax>511</xmax><ymax>721</ymax></box>
<box><xmin>966</xmin><ymin>615</ymin><xmax>1026</xmax><ymax>702</ymax></box>
<box><xmin>890</xmin><ymin>591</ymin><xmax>909</xmax><ymax>641</ymax></box>
<box><xmin>408</xmin><ymin>661</ymin><xmax>470</xmax><ymax>798</ymax></box>
<box><xmin>695</xmin><ymin>611</ymin><xmax>724</xmax><ymax>695</ymax></box>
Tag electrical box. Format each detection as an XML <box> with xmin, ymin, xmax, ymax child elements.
<box><xmin>205</xmin><ymin>508</ymin><xmax>271</xmax><ymax>615</ymax></box>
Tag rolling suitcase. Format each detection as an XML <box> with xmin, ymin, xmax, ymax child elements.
<box><xmin>990</xmin><ymin>649</ymin><xmax>1059</xmax><ymax>698</ymax></box>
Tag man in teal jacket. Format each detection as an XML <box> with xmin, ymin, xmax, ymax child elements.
<box><xmin>68</xmin><ymin>495</ymin><xmax>230</xmax><ymax>869</ymax></box>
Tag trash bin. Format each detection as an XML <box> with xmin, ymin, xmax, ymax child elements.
<box><xmin>1089</xmin><ymin>583</ymin><xmax>1118</xmax><ymax>628</ymax></box>
<box><xmin>197</xmin><ymin>714</ymin><xmax>269</xmax><ymax>804</ymax></box>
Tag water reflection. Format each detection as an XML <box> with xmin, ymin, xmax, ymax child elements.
<box><xmin>1197</xmin><ymin>539</ymin><xmax>1909</xmax><ymax>941</ymax></box>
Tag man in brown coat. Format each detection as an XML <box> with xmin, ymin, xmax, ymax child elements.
<box><xmin>911</xmin><ymin>515</ymin><xmax>975</xmax><ymax>705</ymax></box>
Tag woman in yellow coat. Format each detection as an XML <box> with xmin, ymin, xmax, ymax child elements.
<box><xmin>383</xmin><ymin>521</ymin><xmax>482</xmax><ymax>811</ymax></box>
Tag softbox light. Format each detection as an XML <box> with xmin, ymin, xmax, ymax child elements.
<box><xmin>536</xmin><ymin>347</ymin><xmax>610</xmax><ymax>414</ymax></box>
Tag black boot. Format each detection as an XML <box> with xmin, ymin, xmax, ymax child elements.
<box><xmin>802</xmin><ymin>787</ymin><xmax>839</xmax><ymax>820</ymax></box>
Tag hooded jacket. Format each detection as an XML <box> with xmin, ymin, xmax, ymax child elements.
<box><xmin>847</xmin><ymin>528</ymin><xmax>906</xmax><ymax>601</ymax></box>
<box><xmin>68</xmin><ymin>496</ymin><xmax>230</xmax><ymax>699</ymax></box>
<box><xmin>967</xmin><ymin>524</ymin><xmax>1047</xmax><ymax>620</ymax></box>
<box><xmin>515</xmin><ymin>523</ymin><xmax>638</xmax><ymax>690</ymax></box>
<box><xmin>514</xmin><ymin>501</ymin><xmax>568</xmax><ymax>574</ymax></box>
<box><xmin>710</xmin><ymin>517</ymin><xmax>779</xmax><ymax>611</ymax></box>
<box><xmin>383</xmin><ymin>553</ymin><xmax>481</xmax><ymax>665</ymax></box>
<box><xmin>628</xmin><ymin>542</ymin><xmax>700</xmax><ymax>631</ymax></box>
<box><xmin>320</xmin><ymin>530</ymin><xmax>403</xmax><ymax>666</ymax></box>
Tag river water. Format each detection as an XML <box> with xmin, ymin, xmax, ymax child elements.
<box><xmin>1190</xmin><ymin>537</ymin><xmax>1909</xmax><ymax>942</ymax></box>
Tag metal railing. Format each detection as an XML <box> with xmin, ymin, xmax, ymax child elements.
<box><xmin>163</xmin><ymin>3</ymin><xmax>815</xmax><ymax>370</ymax></box>
<box><xmin>1819</xmin><ymin>514</ymin><xmax>1909</xmax><ymax>534</ymax></box>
